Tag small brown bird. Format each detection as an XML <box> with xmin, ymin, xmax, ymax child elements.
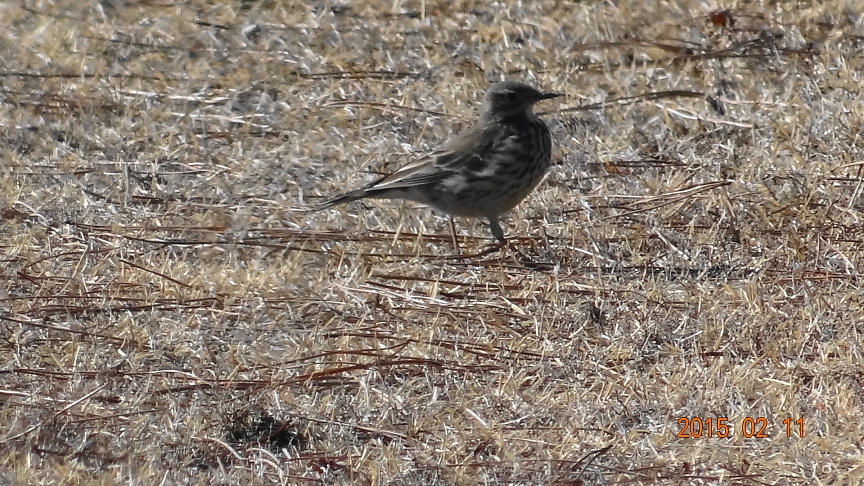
<box><xmin>315</xmin><ymin>81</ymin><xmax>560</xmax><ymax>246</ymax></box>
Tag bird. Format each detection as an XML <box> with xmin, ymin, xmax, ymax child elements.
<box><xmin>313</xmin><ymin>81</ymin><xmax>560</xmax><ymax>248</ymax></box>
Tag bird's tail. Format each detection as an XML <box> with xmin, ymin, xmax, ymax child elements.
<box><xmin>305</xmin><ymin>189</ymin><xmax>372</xmax><ymax>212</ymax></box>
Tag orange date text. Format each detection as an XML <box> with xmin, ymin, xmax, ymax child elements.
<box><xmin>676</xmin><ymin>417</ymin><xmax>804</xmax><ymax>439</ymax></box>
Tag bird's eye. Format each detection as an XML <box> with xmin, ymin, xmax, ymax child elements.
<box><xmin>505</xmin><ymin>92</ymin><xmax>516</xmax><ymax>102</ymax></box>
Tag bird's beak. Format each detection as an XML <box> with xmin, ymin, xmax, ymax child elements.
<box><xmin>538</xmin><ymin>91</ymin><xmax>562</xmax><ymax>100</ymax></box>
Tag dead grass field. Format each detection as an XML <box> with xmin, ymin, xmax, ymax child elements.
<box><xmin>1</xmin><ymin>0</ymin><xmax>863</xmax><ymax>484</ymax></box>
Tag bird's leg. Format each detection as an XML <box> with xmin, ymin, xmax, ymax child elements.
<box><xmin>488</xmin><ymin>216</ymin><xmax>508</xmax><ymax>249</ymax></box>
<box><xmin>449</xmin><ymin>216</ymin><xmax>462</xmax><ymax>254</ymax></box>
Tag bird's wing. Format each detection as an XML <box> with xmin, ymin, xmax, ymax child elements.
<box><xmin>365</xmin><ymin>123</ymin><xmax>499</xmax><ymax>191</ymax></box>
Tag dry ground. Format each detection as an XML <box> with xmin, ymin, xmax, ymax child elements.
<box><xmin>1</xmin><ymin>0</ymin><xmax>863</xmax><ymax>484</ymax></box>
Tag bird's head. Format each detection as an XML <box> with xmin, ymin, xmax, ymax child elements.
<box><xmin>481</xmin><ymin>81</ymin><xmax>561</xmax><ymax>122</ymax></box>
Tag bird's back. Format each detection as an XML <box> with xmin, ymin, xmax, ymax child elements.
<box><xmin>408</xmin><ymin>113</ymin><xmax>552</xmax><ymax>218</ymax></box>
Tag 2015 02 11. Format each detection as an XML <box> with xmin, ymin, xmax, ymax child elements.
<box><xmin>676</xmin><ymin>417</ymin><xmax>805</xmax><ymax>438</ymax></box>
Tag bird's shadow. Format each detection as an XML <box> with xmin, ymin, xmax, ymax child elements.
<box><xmin>437</xmin><ymin>239</ymin><xmax>557</xmax><ymax>272</ymax></box>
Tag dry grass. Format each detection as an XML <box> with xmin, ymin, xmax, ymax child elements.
<box><xmin>1</xmin><ymin>0</ymin><xmax>863</xmax><ymax>484</ymax></box>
